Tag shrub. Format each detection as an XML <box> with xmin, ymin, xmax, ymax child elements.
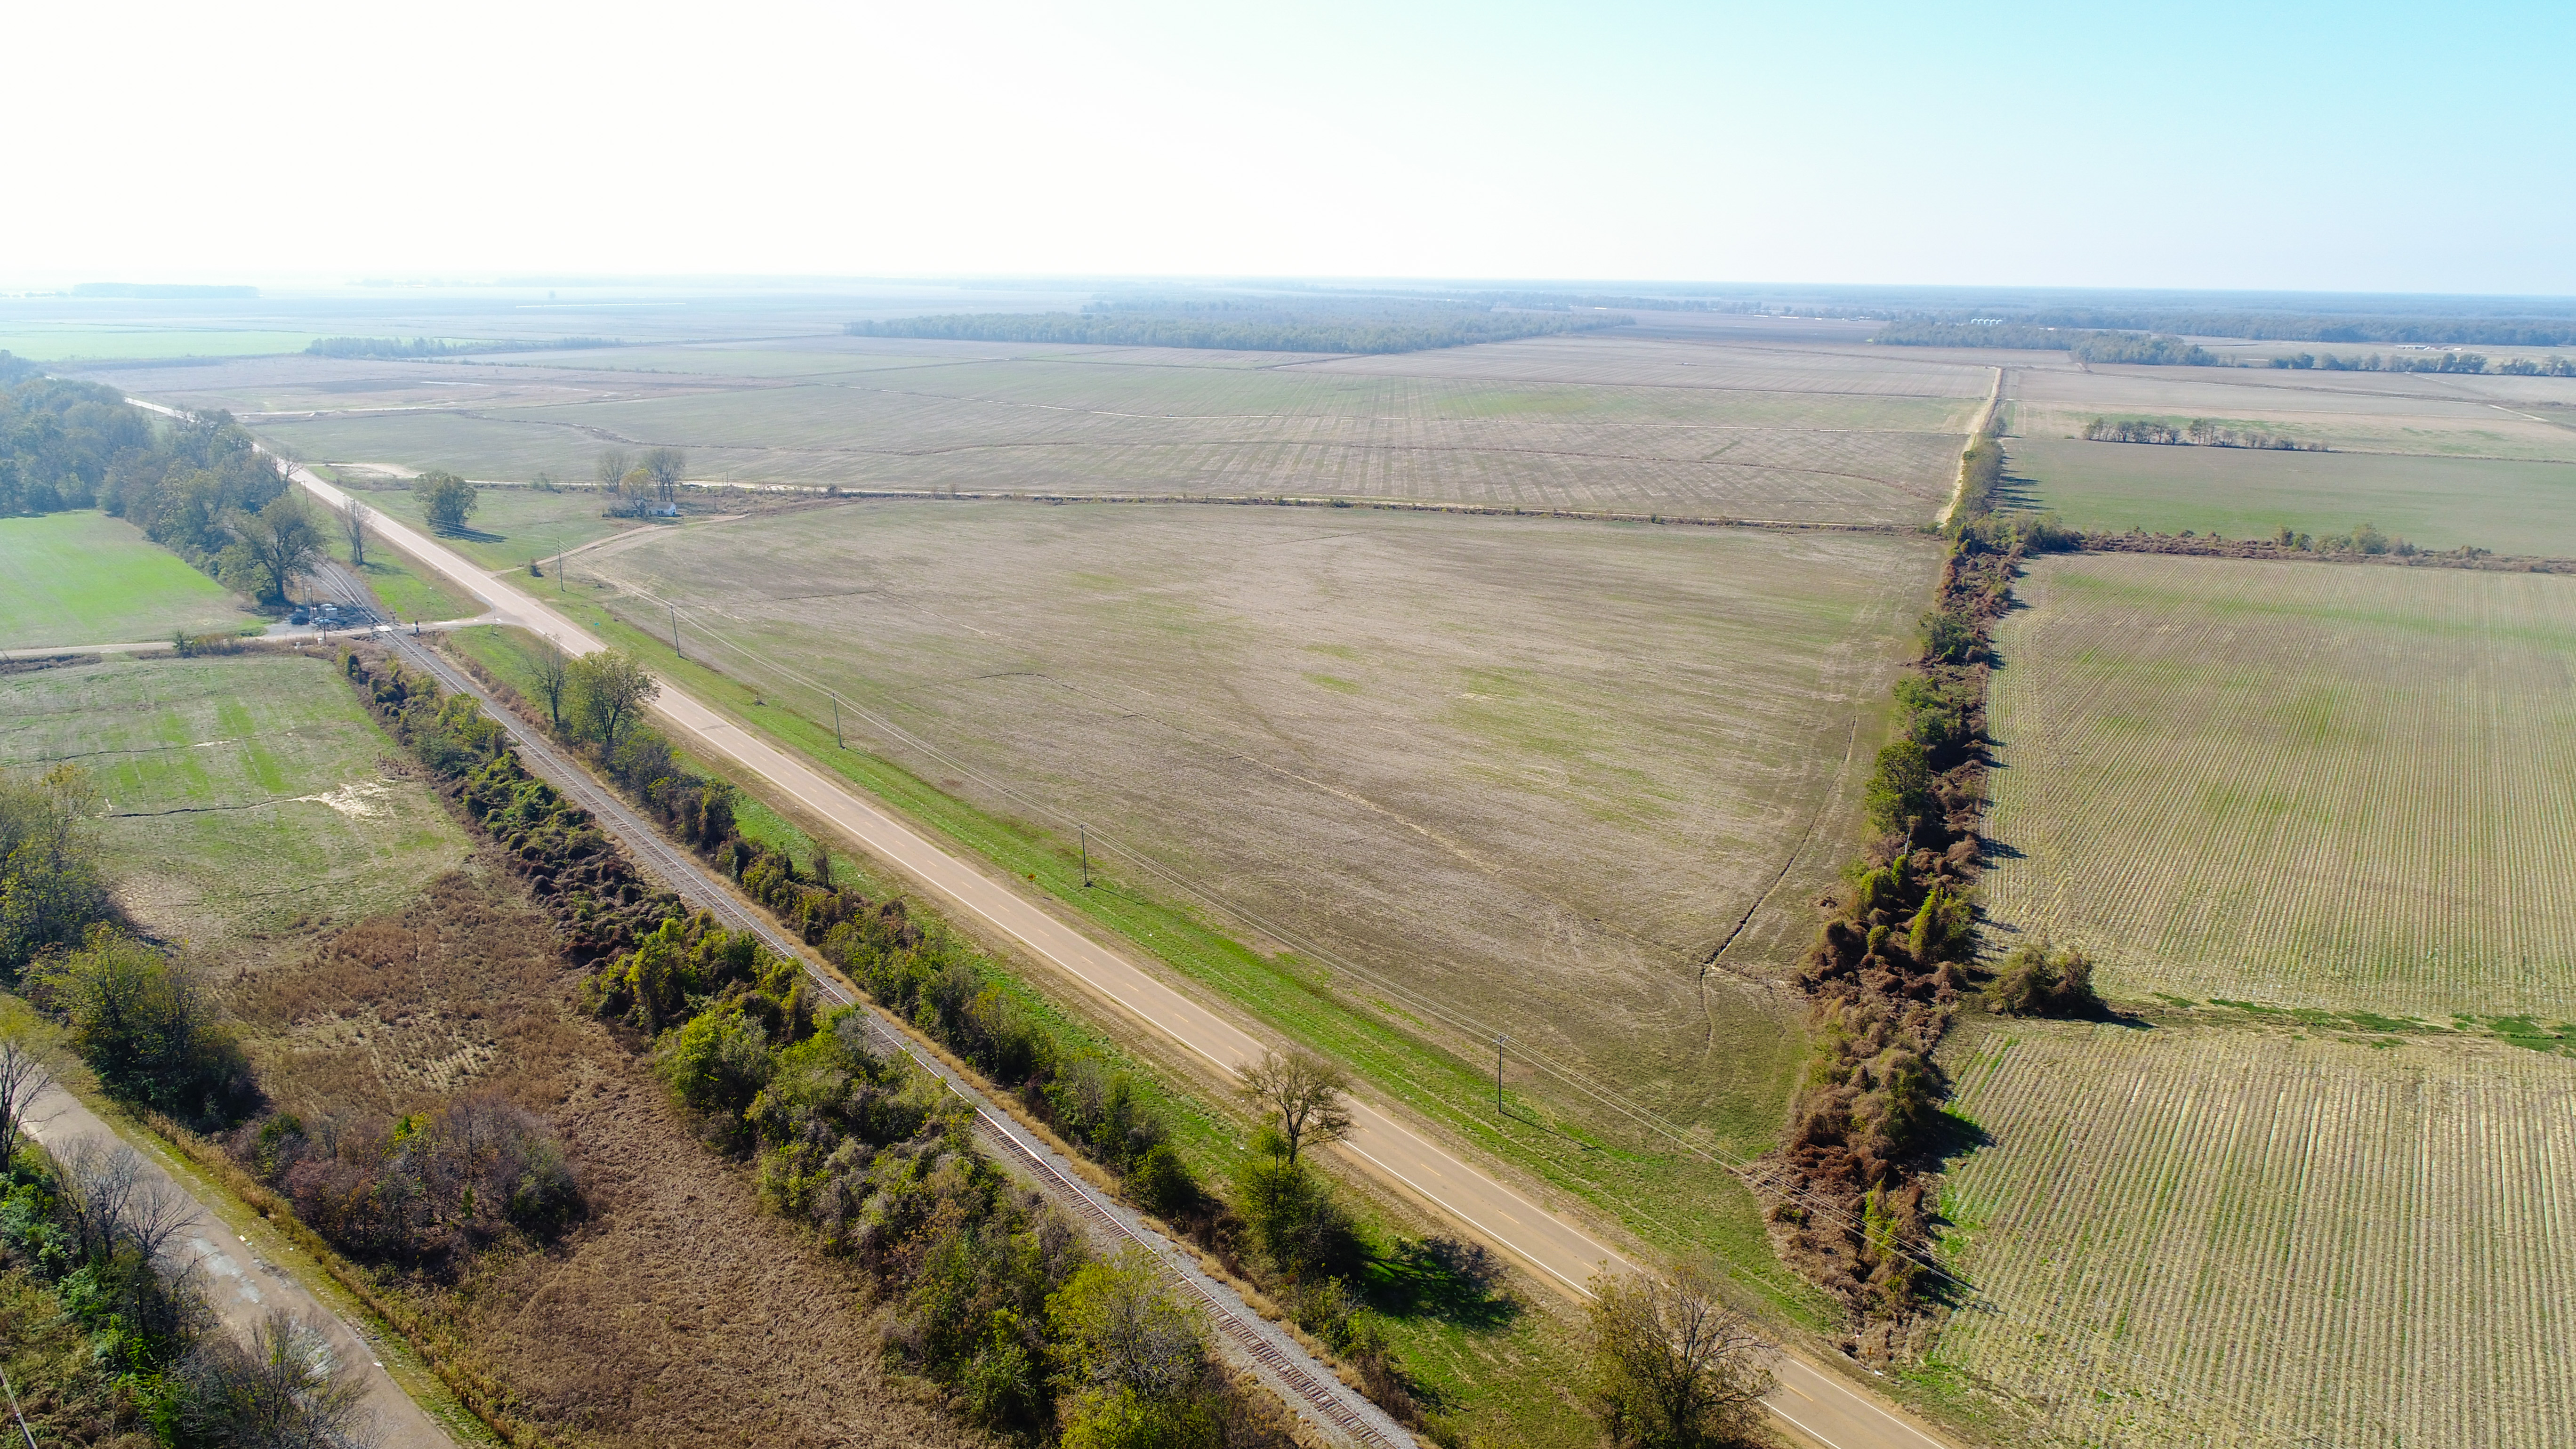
<box><xmin>31</xmin><ymin>926</ymin><xmax>253</xmax><ymax>1126</ymax></box>
<box><xmin>1985</xmin><ymin>942</ymin><xmax>2100</xmax><ymax>1017</ymax></box>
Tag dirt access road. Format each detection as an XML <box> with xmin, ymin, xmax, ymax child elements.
<box><xmin>20</xmin><ymin>1084</ymin><xmax>458</xmax><ymax>1449</ymax></box>
<box><xmin>251</xmin><ymin>449</ymin><xmax>1953</xmax><ymax>1449</ymax></box>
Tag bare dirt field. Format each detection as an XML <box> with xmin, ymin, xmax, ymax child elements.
<box><xmin>1983</xmin><ymin>551</ymin><xmax>2576</xmax><ymax>1021</ymax></box>
<box><xmin>102</xmin><ymin>327</ymin><xmax>1993</xmax><ymax>526</ymax></box>
<box><xmin>582</xmin><ymin>500</ymin><xmax>1936</xmax><ymax>1161</ymax></box>
<box><xmin>1931</xmin><ymin>1015</ymin><xmax>2576</xmax><ymax>1449</ymax></box>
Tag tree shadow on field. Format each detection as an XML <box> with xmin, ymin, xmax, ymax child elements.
<box><xmin>432</xmin><ymin>524</ymin><xmax>505</xmax><ymax>544</ymax></box>
<box><xmin>1361</xmin><ymin>1235</ymin><xmax>1522</xmax><ymax>1334</ymax></box>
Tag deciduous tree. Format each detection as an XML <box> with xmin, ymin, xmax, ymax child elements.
<box><xmin>414</xmin><ymin>469</ymin><xmax>478</xmax><ymax>533</ymax></box>
<box><xmin>228</xmin><ymin>490</ymin><xmax>325</xmax><ymax>603</ymax></box>
<box><xmin>1585</xmin><ymin>1258</ymin><xmax>1776</xmax><ymax>1449</ymax></box>
<box><xmin>567</xmin><ymin>648</ymin><xmax>658</xmax><ymax>750</ymax></box>
<box><xmin>1235</xmin><ymin>1049</ymin><xmax>1352</xmax><ymax>1165</ymax></box>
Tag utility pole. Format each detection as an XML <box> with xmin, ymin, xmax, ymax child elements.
<box><xmin>831</xmin><ymin>693</ymin><xmax>844</xmax><ymax>747</ymax></box>
<box><xmin>669</xmin><ymin>602</ymin><xmax>682</xmax><ymax>660</ymax></box>
<box><xmin>1080</xmin><ymin>825</ymin><xmax>1091</xmax><ymax>887</ymax></box>
<box><xmin>1495</xmin><ymin>1033</ymin><xmax>1507</xmax><ymax>1115</ymax></box>
<box><xmin>552</xmin><ymin>534</ymin><xmax>565</xmax><ymax>594</ymax></box>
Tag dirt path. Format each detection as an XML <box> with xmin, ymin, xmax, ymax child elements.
<box><xmin>19</xmin><ymin>1083</ymin><xmax>458</xmax><ymax>1449</ymax></box>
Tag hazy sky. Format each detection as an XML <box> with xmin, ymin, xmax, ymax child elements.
<box><xmin>12</xmin><ymin>0</ymin><xmax>2569</xmax><ymax>293</ymax></box>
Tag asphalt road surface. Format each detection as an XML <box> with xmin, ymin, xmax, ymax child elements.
<box><xmin>261</xmin><ymin>458</ymin><xmax>1953</xmax><ymax>1449</ymax></box>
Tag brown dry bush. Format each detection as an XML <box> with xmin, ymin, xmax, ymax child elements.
<box><xmin>224</xmin><ymin>858</ymin><xmax>982</xmax><ymax>1449</ymax></box>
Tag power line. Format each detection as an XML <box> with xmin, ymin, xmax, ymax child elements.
<box><xmin>611</xmin><ymin>585</ymin><xmax>2319</xmax><ymax>1449</ymax></box>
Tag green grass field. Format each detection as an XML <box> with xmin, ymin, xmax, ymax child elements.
<box><xmin>0</xmin><ymin>652</ymin><xmax>469</xmax><ymax>967</ymax></box>
<box><xmin>0</xmin><ymin>511</ymin><xmax>252</xmax><ymax>649</ymax></box>
<box><xmin>1931</xmin><ymin>1016</ymin><xmax>2576</xmax><ymax>1449</ymax></box>
<box><xmin>1984</xmin><ymin>552</ymin><xmax>2576</xmax><ymax>1019</ymax></box>
<box><xmin>2008</xmin><ymin>434</ymin><xmax>2576</xmax><ymax>555</ymax></box>
<box><xmin>0</xmin><ymin>328</ymin><xmax>316</xmax><ymax>361</ymax></box>
<box><xmin>348</xmin><ymin>483</ymin><xmax>649</xmax><ymax>574</ymax></box>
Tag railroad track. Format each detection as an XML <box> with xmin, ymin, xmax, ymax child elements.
<box><xmin>315</xmin><ymin>564</ymin><xmax>1407</xmax><ymax>1449</ymax></box>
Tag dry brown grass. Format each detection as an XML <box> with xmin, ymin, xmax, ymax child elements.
<box><xmin>228</xmin><ymin>856</ymin><xmax>983</xmax><ymax>1449</ymax></box>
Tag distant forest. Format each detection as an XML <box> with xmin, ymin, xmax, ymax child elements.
<box><xmin>1874</xmin><ymin>322</ymin><xmax>2214</xmax><ymax>365</ymax></box>
<box><xmin>847</xmin><ymin>299</ymin><xmax>1631</xmax><ymax>354</ymax></box>
<box><xmin>1988</xmin><ymin>307</ymin><xmax>2576</xmax><ymax>348</ymax></box>
<box><xmin>2267</xmin><ymin>349</ymin><xmax>2576</xmax><ymax>376</ymax></box>
<box><xmin>306</xmin><ymin>335</ymin><xmax>619</xmax><ymax>359</ymax></box>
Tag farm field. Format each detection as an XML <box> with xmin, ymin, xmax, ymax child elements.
<box><xmin>97</xmin><ymin>325</ymin><xmax>1995</xmax><ymax>526</ymax></box>
<box><xmin>1983</xmin><ymin>551</ymin><xmax>2576</xmax><ymax>1020</ymax></box>
<box><xmin>2008</xmin><ymin>435</ymin><xmax>2576</xmax><ymax>555</ymax></box>
<box><xmin>2004</xmin><ymin>361</ymin><xmax>2576</xmax><ymax>552</ymax></box>
<box><xmin>0</xmin><ymin>652</ymin><xmax>469</xmax><ymax>972</ymax></box>
<box><xmin>0</xmin><ymin>510</ymin><xmax>252</xmax><ymax>649</ymax></box>
<box><xmin>342</xmin><ymin>478</ymin><xmax>651</xmax><ymax>573</ymax></box>
<box><xmin>1931</xmin><ymin>1016</ymin><xmax>2576</xmax><ymax>1449</ymax></box>
<box><xmin>578</xmin><ymin>500</ymin><xmax>1931</xmax><ymax>1182</ymax></box>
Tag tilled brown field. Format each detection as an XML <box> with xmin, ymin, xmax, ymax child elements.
<box><xmin>587</xmin><ymin>501</ymin><xmax>1935</xmax><ymax>1155</ymax></box>
<box><xmin>118</xmin><ymin>326</ymin><xmax>1992</xmax><ymax>526</ymax></box>
<box><xmin>232</xmin><ymin>864</ymin><xmax>980</xmax><ymax>1449</ymax></box>
<box><xmin>1931</xmin><ymin>1016</ymin><xmax>2576</xmax><ymax>1449</ymax></box>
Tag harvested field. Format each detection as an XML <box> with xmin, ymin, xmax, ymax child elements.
<box><xmin>586</xmin><ymin>501</ymin><xmax>1934</xmax><ymax>1157</ymax></box>
<box><xmin>0</xmin><ymin>653</ymin><xmax>468</xmax><ymax>971</ymax></box>
<box><xmin>1984</xmin><ymin>552</ymin><xmax>2576</xmax><ymax>1018</ymax></box>
<box><xmin>143</xmin><ymin>329</ymin><xmax>1992</xmax><ymax>525</ymax></box>
<box><xmin>1931</xmin><ymin>1017</ymin><xmax>2576</xmax><ymax>1449</ymax></box>
<box><xmin>0</xmin><ymin>510</ymin><xmax>250</xmax><ymax>649</ymax></box>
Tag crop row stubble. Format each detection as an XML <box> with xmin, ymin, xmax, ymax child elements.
<box><xmin>1934</xmin><ymin>1020</ymin><xmax>2576</xmax><ymax>1449</ymax></box>
<box><xmin>1983</xmin><ymin>552</ymin><xmax>2576</xmax><ymax>1017</ymax></box>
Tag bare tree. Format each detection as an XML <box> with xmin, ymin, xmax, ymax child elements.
<box><xmin>339</xmin><ymin>499</ymin><xmax>370</xmax><ymax>568</ymax></box>
<box><xmin>534</xmin><ymin>640</ymin><xmax>571</xmax><ymax>729</ymax></box>
<box><xmin>0</xmin><ymin>1030</ymin><xmax>55</xmax><ymax>1169</ymax></box>
<box><xmin>1584</xmin><ymin>1258</ymin><xmax>1776</xmax><ymax>1449</ymax></box>
<box><xmin>177</xmin><ymin>1308</ymin><xmax>380</xmax><ymax>1449</ymax></box>
<box><xmin>640</xmin><ymin>446</ymin><xmax>688</xmax><ymax>505</ymax></box>
<box><xmin>594</xmin><ymin>448</ymin><xmax>631</xmax><ymax>492</ymax></box>
<box><xmin>1236</xmin><ymin>1049</ymin><xmax>1353</xmax><ymax>1165</ymax></box>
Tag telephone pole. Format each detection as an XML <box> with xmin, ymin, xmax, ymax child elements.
<box><xmin>831</xmin><ymin>693</ymin><xmax>844</xmax><ymax>748</ymax></box>
<box><xmin>1080</xmin><ymin>825</ymin><xmax>1091</xmax><ymax>887</ymax></box>
<box><xmin>1495</xmin><ymin>1033</ymin><xmax>1507</xmax><ymax>1115</ymax></box>
<box><xmin>668</xmin><ymin>603</ymin><xmax>682</xmax><ymax>660</ymax></box>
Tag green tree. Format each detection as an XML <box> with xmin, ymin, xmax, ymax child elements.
<box><xmin>1584</xmin><ymin>1258</ymin><xmax>1776</xmax><ymax>1449</ymax></box>
<box><xmin>653</xmin><ymin>1002</ymin><xmax>773</xmax><ymax>1119</ymax></box>
<box><xmin>0</xmin><ymin>764</ymin><xmax>110</xmax><ymax>975</ymax></box>
<box><xmin>414</xmin><ymin>469</ymin><xmax>479</xmax><ymax>532</ymax></box>
<box><xmin>227</xmin><ymin>490</ymin><xmax>325</xmax><ymax>603</ymax></box>
<box><xmin>566</xmin><ymin>649</ymin><xmax>658</xmax><ymax>750</ymax></box>
<box><xmin>1048</xmin><ymin>1247</ymin><xmax>1210</xmax><ymax>1404</ymax></box>
<box><xmin>32</xmin><ymin>925</ymin><xmax>250</xmax><ymax>1121</ymax></box>
<box><xmin>534</xmin><ymin>639</ymin><xmax>571</xmax><ymax>728</ymax></box>
<box><xmin>1863</xmin><ymin>739</ymin><xmax>1935</xmax><ymax>837</ymax></box>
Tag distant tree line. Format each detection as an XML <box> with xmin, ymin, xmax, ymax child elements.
<box><xmin>2264</xmin><ymin>349</ymin><xmax>2575</xmax><ymax>375</ymax></box>
<box><xmin>305</xmin><ymin>335</ymin><xmax>618</xmax><ymax>358</ymax></box>
<box><xmin>849</xmin><ymin>298</ymin><xmax>1631</xmax><ymax>354</ymax></box>
<box><xmin>0</xmin><ymin>378</ymin><xmax>339</xmax><ymax>607</ymax></box>
<box><xmin>1872</xmin><ymin>321</ymin><xmax>2215</xmax><ymax>364</ymax></box>
<box><xmin>2081</xmin><ymin>416</ymin><xmax>2326</xmax><ymax>451</ymax></box>
<box><xmin>1980</xmin><ymin>306</ymin><xmax>2576</xmax><ymax>349</ymax></box>
<box><xmin>593</xmin><ymin>445</ymin><xmax>688</xmax><ymax>515</ymax></box>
